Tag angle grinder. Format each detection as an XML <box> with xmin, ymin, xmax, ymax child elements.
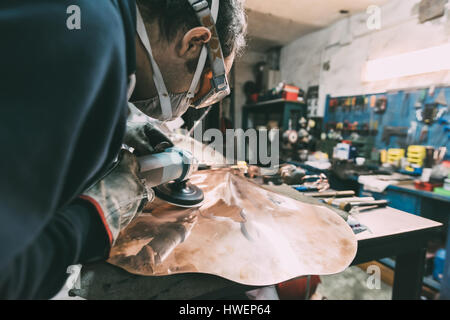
<box><xmin>138</xmin><ymin>147</ymin><xmax>204</xmax><ymax>207</ymax></box>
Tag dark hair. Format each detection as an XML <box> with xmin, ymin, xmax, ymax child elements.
<box><xmin>137</xmin><ymin>0</ymin><xmax>247</xmax><ymax>58</ymax></box>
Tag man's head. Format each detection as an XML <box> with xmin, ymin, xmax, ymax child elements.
<box><xmin>132</xmin><ymin>0</ymin><xmax>247</xmax><ymax>104</ymax></box>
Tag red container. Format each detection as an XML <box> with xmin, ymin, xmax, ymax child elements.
<box><xmin>414</xmin><ymin>181</ymin><xmax>442</xmax><ymax>192</ymax></box>
<box><xmin>276</xmin><ymin>276</ymin><xmax>321</xmax><ymax>300</ymax></box>
<box><xmin>250</xmin><ymin>93</ymin><xmax>259</xmax><ymax>103</ymax></box>
<box><xmin>282</xmin><ymin>84</ymin><xmax>300</xmax><ymax>102</ymax></box>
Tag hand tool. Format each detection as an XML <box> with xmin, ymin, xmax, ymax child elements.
<box><xmin>349</xmin><ymin>205</ymin><xmax>382</xmax><ymax>215</ymax></box>
<box><xmin>328</xmin><ymin>199</ymin><xmax>388</xmax><ymax>212</ymax></box>
<box><xmin>300</xmin><ymin>173</ymin><xmax>330</xmax><ymax>192</ymax></box>
<box><xmin>293</xmin><ymin>186</ymin><xmax>319</xmax><ymax>192</ymax></box>
<box><xmin>420</xmin><ymin>124</ymin><xmax>429</xmax><ymax>143</ymax></box>
<box><xmin>401</xmin><ymin>93</ymin><xmax>410</xmax><ymax>118</ymax></box>
<box><xmin>374</xmin><ymin>96</ymin><xmax>387</xmax><ymax>114</ymax></box>
<box><xmin>138</xmin><ymin>147</ymin><xmax>204</xmax><ymax>207</ymax></box>
<box><xmin>347</xmin><ymin>215</ymin><xmax>370</xmax><ymax>234</ymax></box>
<box><xmin>304</xmin><ymin>190</ymin><xmax>355</xmax><ymax>198</ymax></box>
<box><xmin>325</xmin><ymin>197</ymin><xmax>375</xmax><ymax>207</ymax></box>
<box><xmin>382</xmin><ymin>126</ymin><xmax>408</xmax><ymax>146</ymax></box>
<box><xmin>417</xmin><ymin>103</ymin><xmax>448</xmax><ymax>143</ymax></box>
<box><xmin>406</xmin><ymin>121</ymin><xmax>418</xmax><ymax>145</ymax></box>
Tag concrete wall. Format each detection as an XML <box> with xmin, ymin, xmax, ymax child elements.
<box><xmin>280</xmin><ymin>0</ymin><xmax>450</xmax><ymax>117</ymax></box>
<box><xmin>233</xmin><ymin>51</ymin><xmax>266</xmax><ymax>128</ymax></box>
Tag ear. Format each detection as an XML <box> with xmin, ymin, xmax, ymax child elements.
<box><xmin>178</xmin><ymin>27</ymin><xmax>212</xmax><ymax>59</ymax></box>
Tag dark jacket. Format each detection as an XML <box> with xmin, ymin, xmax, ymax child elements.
<box><xmin>0</xmin><ymin>0</ymin><xmax>136</xmax><ymax>299</ymax></box>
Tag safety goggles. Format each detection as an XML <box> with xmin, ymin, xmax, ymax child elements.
<box><xmin>187</xmin><ymin>0</ymin><xmax>231</xmax><ymax>109</ymax></box>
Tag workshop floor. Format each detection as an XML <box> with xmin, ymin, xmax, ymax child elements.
<box><xmin>316</xmin><ymin>266</ymin><xmax>392</xmax><ymax>300</ymax></box>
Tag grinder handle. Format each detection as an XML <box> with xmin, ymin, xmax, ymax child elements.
<box><xmin>138</xmin><ymin>148</ymin><xmax>198</xmax><ymax>188</ymax></box>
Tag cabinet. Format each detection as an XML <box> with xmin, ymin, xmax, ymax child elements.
<box><xmin>242</xmin><ymin>99</ymin><xmax>307</xmax><ymax>131</ymax></box>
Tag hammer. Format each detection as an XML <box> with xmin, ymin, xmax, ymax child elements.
<box><xmin>330</xmin><ymin>200</ymin><xmax>389</xmax><ymax>212</ymax></box>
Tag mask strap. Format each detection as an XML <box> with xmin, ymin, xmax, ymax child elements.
<box><xmin>187</xmin><ymin>0</ymin><xmax>220</xmax><ymax>100</ymax></box>
<box><xmin>187</xmin><ymin>48</ymin><xmax>207</xmax><ymax>100</ymax></box>
<box><xmin>136</xmin><ymin>6</ymin><xmax>173</xmax><ymax>120</ymax></box>
<box><xmin>127</xmin><ymin>74</ymin><xmax>136</xmax><ymax>101</ymax></box>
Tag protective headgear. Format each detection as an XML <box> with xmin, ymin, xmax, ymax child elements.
<box><xmin>135</xmin><ymin>0</ymin><xmax>230</xmax><ymax>121</ymax></box>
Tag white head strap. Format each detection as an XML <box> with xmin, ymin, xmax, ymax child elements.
<box><xmin>187</xmin><ymin>0</ymin><xmax>219</xmax><ymax>99</ymax></box>
<box><xmin>136</xmin><ymin>0</ymin><xmax>219</xmax><ymax>120</ymax></box>
<box><xmin>136</xmin><ymin>7</ymin><xmax>173</xmax><ymax>121</ymax></box>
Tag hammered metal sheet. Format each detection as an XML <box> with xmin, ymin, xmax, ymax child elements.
<box><xmin>108</xmin><ymin>169</ymin><xmax>357</xmax><ymax>286</ymax></box>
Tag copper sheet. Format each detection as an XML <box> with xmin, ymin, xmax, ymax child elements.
<box><xmin>108</xmin><ymin>169</ymin><xmax>357</xmax><ymax>286</ymax></box>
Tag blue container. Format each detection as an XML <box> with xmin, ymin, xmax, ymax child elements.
<box><xmin>433</xmin><ymin>249</ymin><xmax>446</xmax><ymax>282</ymax></box>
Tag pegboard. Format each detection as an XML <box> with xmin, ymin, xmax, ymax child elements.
<box><xmin>324</xmin><ymin>86</ymin><xmax>450</xmax><ymax>159</ymax></box>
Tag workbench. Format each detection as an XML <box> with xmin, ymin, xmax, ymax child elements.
<box><xmin>352</xmin><ymin>206</ymin><xmax>441</xmax><ymax>299</ymax></box>
<box><xmin>71</xmin><ymin>184</ymin><xmax>442</xmax><ymax>300</ymax></box>
<box><xmin>266</xmin><ymin>185</ymin><xmax>443</xmax><ymax>300</ymax></box>
<box><xmin>297</xmin><ymin>161</ymin><xmax>449</xmax><ymax>228</ymax></box>
<box><xmin>358</xmin><ymin>181</ymin><xmax>450</xmax><ymax>294</ymax></box>
<box><xmin>297</xmin><ymin>162</ymin><xmax>450</xmax><ymax>293</ymax></box>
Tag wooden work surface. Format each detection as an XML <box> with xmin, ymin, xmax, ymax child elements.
<box><xmin>75</xmin><ymin>183</ymin><xmax>443</xmax><ymax>300</ymax></box>
<box><xmin>354</xmin><ymin>206</ymin><xmax>442</xmax><ymax>241</ymax></box>
<box><xmin>263</xmin><ymin>183</ymin><xmax>443</xmax><ymax>242</ymax></box>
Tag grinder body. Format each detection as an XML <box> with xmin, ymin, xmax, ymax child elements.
<box><xmin>137</xmin><ymin>148</ymin><xmax>204</xmax><ymax>207</ymax></box>
<box><xmin>138</xmin><ymin>147</ymin><xmax>197</xmax><ymax>187</ymax></box>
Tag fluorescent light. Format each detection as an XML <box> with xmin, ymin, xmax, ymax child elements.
<box><xmin>363</xmin><ymin>43</ymin><xmax>450</xmax><ymax>81</ymax></box>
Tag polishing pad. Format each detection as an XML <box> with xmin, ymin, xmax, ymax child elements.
<box><xmin>154</xmin><ymin>180</ymin><xmax>204</xmax><ymax>208</ymax></box>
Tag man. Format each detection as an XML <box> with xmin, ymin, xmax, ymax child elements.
<box><xmin>0</xmin><ymin>0</ymin><xmax>246</xmax><ymax>299</ymax></box>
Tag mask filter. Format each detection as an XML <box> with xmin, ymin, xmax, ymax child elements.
<box><xmin>133</xmin><ymin>93</ymin><xmax>191</xmax><ymax>121</ymax></box>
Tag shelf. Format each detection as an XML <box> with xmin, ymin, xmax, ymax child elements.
<box><xmin>243</xmin><ymin>98</ymin><xmax>306</xmax><ymax>109</ymax></box>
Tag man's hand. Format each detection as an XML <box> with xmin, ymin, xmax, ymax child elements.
<box><xmin>124</xmin><ymin>103</ymin><xmax>174</xmax><ymax>156</ymax></box>
<box><xmin>80</xmin><ymin>150</ymin><xmax>153</xmax><ymax>245</ymax></box>
<box><xmin>81</xmin><ymin>104</ymin><xmax>178</xmax><ymax>246</ymax></box>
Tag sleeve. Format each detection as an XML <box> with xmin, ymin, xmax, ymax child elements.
<box><xmin>0</xmin><ymin>200</ymin><xmax>110</xmax><ymax>300</ymax></box>
<box><xmin>0</xmin><ymin>0</ymin><xmax>135</xmax><ymax>299</ymax></box>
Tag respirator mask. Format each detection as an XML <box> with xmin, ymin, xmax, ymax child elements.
<box><xmin>134</xmin><ymin>0</ymin><xmax>230</xmax><ymax>122</ymax></box>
